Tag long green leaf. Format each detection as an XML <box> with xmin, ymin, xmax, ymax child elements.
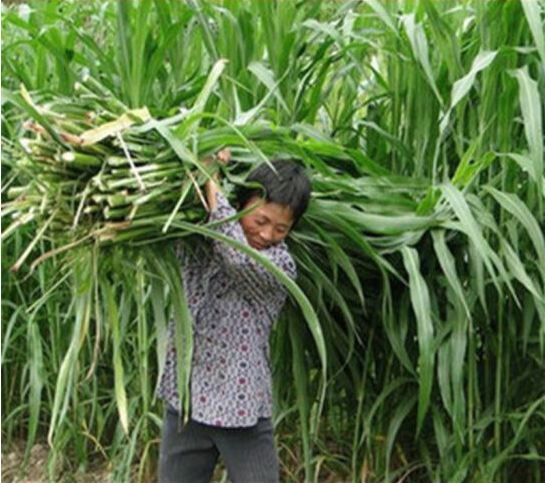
<box><xmin>513</xmin><ymin>66</ymin><xmax>544</xmax><ymax>212</ymax></box>
<box><xmin>401</xmin><ymin>246</ymin><xmax>434</xmax><ymax>435</ymax></box>
<box><xmin>102</xmin><ymin>280</ymin><xmax>129</xmax><ymax>435</ymax></box>
<box><xmin>520</xmin><ymin>0</ymin><xmax>545</xmax><ymax>69</ymax></box>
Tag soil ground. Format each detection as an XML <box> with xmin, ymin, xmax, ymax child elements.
<box><xmin>2</xmin><ymin>439</ymin><xmax>113</xmax><ymax>483</ymax></box>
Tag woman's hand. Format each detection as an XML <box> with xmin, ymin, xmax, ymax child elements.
<box><xmin>202</xmin><ymin>148</ymin><xmax>231</xmax><ymax>170</ymax></box>
<box><xmin>204</xmin><ymin>148</ymin><xmax>231</xmax><ymax>211</ymax></box>
<box><xmin>216</xmin><ymin>148</ymin><xmax>231</xmax><ymax>165</ymax></box>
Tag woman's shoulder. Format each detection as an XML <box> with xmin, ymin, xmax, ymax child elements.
<box><xmin>269</xmin><ymin>241</ymin><xmax>297</xmax><ymax>280</ymax></box>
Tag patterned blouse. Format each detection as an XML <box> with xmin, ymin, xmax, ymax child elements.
<box><xmin>157</xmin><ymin>191</ymin><xmax>296</xmax><ymax>427</ymax></box>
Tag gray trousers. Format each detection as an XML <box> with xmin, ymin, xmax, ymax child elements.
<box><xmin>158</xmin><ymin>407</ymin><xmax>280</xmax><ymax>483</ymax></box>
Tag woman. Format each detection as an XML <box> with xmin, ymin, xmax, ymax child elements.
<box><xmin>157</xmin><ymin>150</ymin><xmax>311</xmax><ymax>483</ymax></box>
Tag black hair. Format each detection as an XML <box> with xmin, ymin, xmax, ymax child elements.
<box><xmin>236</xmin><ymin>159</ymin><xmax>311</xmax><ymax>225</ymax></box>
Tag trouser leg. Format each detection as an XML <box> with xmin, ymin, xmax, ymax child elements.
<box><xmin>158</xmin><ymin>409</ymin><xmax>219</xmax><ymax>483</ymax></box>
<box><xmin>214</xmin><ymin>418</ymin><xmax>280</xmax><ymax>483</ymax></box>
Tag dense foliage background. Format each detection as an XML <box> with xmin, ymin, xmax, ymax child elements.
<box><xmin>2</xmin><ymin>1</ymin><xmax>544</xmax><ymax>482</ymax></box>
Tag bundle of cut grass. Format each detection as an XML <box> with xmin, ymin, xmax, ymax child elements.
<box><xmin>3</xmin><ymin>73</ymin><xmax>298</xmax><ymax>270</ymax></box>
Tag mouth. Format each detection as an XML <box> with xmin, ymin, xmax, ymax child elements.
<box><xmin>250</xmin><ymin>239</ymin><xmax>266</xmax><ymax>250</ymax></box>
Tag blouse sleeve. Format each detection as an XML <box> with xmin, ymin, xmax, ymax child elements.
<box><xmin>208</xmin><ymin>191</ymin><xmax>297</xmax><ymax>300</ymax></box>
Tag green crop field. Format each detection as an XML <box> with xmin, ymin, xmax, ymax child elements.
<box><xmin>1</xmin><ymin>1</ymin><xmax>544</xmax><ymax>482</ymax></box>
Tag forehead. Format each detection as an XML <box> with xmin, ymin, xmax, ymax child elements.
<box><xmin>250</xmin><ymin>198</ymin><xmax>294</xmax><ymax>225</ymax></box>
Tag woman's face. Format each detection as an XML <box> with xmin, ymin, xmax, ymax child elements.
<box><xmin>240</xmin><ymin>196</ymin><xmax>294</xmax><ymax>250</ymax></box>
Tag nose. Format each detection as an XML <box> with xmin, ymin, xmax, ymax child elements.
<box><xmin>259</xmin><ymin>226</ymin><xmax>274</xmax><ymax>242</ymax></box>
